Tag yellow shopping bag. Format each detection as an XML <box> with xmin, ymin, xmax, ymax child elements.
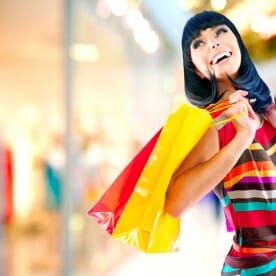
<box><xmin>112</xmin><ymin>102</ymin><xmax>213</xmax><ymax>253</ymax></box>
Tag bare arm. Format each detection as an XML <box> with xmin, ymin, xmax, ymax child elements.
<box><xmin>165</xmin><ymin>94</ymin><xmax>259</xmax><ymax>217</ymax></box>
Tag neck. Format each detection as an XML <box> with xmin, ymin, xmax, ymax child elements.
<box><xmin>217</xmin><ymin>82</ymin><xmax>237</xmax><ymax>100</ymax></box>
<box><xmin>217</xmin><ymin>89</ymin><xmax>235</xmax><ymax>102</ymax></box>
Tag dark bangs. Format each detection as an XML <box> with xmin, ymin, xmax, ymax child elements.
<box><xmin>182</xmin><ymin>11</ymin><xmax>272</xmax><ymax>112</ymax></box>
<box><xmin>182</xmin><ymin>11</ymin><xmax>236</xmax><ymax>58</ymax></box>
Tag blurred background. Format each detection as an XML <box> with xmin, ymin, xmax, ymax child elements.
<box><xmin>0</xmin><ymin>0</ymin><xmax>275</xmax><ymax>275</ymax></box>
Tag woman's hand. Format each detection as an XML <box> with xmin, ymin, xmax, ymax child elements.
<box><xmin>225</xmin><ymin>90</ymin><xmax>259</xmax><ymax>143</ymax></box>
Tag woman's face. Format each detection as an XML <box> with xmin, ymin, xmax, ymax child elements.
<box><xmin>190</xmin><ymin>25</ymin><xmax>241</xmax><ymax>80</ymax></box>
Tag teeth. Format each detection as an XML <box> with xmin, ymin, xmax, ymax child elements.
<box><xmin>212</xmin><ymin>52</ymin><xmax>231</xmax><ymax>65</ymax></box>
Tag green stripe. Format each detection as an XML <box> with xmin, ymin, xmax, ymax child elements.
<box><xmin>222</xmin><ymin>264</ymin><xmax>240</xmax><ymax>273</ymax></box>
<box><xmin>221</xmin><ymin>195</ymin><xmax>231</xmax><ymax>207</ymax></box>
<box><xmin>233</xmin><ymin>201</ymin><xmax>276</xmax><ymax>211</ymax></box>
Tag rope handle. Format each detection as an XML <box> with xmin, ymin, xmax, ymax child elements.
<box><xmin>206</xmin><ymin>100</ymin><xmax>247</xmax><ymax>129</ymax></box>
<box><xmin>213</xmin><ymin>112</ymin><xmax>247</xmax><ymax>128</ymax></box>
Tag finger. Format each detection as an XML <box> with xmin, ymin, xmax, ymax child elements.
<box><xmin>229</xmin><ymin>94</ymin><xmax>245</xmax><ymax>104</ymax></box>
<box><xmin>231</xmin><ymin>90</ymin><xmax>248</xmax><ymax>98</ymax></box>
<box><xmin>229</xmin><ymin>90</ymin><xmax>248</xmax><ymax>103</ymax></box>
<box><xmin>246</xmin><ymin>102</ymin><xmax>258</xmax><ymax>120</ymax></box>
<box><xmin>237</xmin><ymin>99</ymin><xmax>257</xmax><ymax>121</ymax></box>
<box><xmin>236</xmin><ymin>90</ymin><xmax>248</xmax><ymax>97</ymax></box>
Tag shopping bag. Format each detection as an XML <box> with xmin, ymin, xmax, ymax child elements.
<box><xmin>88</xmin><ymin>101</ymin><xmax>214</xmax><ymax>252</ymax></box>
<box><xmin>88</xmin><ymin>98</ymin><xmax>248</xmax><ymax>252</ymax></box>
<box><xmin>111</xmin><ymin>102</ymin><xmax>213</xmax><ymax>252</ymax></box>
<box><xmin>88</xmin><ymin>128</ymin><xmax>161</xmax><ymax>234</ymax></box>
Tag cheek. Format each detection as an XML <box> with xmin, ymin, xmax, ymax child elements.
<box><xmin>232</xmin><ymin>45</ymin><xmax>242</xmax><ymax>73</ymax></box>
<box><xmin>231</xmin><ymin>37</ymin><xmax>241</xmax><ymax>66</ymax></box>
<box><xmin>191</xmin><ymin>52</ymin><xmax>206</xmax><ymax>73</ymax></box>
<box><xmin>190</xmin><ymin>51</ymin><xmax>197</xmax><ymax>65</ymax></box>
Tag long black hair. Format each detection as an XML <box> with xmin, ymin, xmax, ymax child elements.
<box><xmin>182</xmin><ymin>10</ymin><xmax>272</xmax><ymax>112</ymax></box>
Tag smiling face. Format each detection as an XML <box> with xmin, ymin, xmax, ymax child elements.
<box><xmin>190</xmin><ymin>25</ymin><xmax>241</xmax><ymax>80</ymax></box>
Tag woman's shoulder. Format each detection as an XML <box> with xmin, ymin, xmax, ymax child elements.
<box><xmin>184</xmin><ymin>125</ymin><xmax>220</xmax><ymax>165</ymax></box>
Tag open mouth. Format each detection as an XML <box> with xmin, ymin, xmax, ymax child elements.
<box><xmin>210</xmin><ymin>51</ymin><xmax>232</xmax><ymax>65</ymax></box>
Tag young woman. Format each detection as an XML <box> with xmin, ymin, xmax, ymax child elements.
<box><xmin>165</xmin><ymin>11</ymin><xmax>276</xmax><ymax>275</ymax></box>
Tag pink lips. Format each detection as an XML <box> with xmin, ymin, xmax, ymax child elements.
<box><xmin>210</xmin><ymin>51</ymin><xmax>232</xmax><ymax>65</ymax></box>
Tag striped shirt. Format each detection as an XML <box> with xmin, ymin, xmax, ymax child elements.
<box><xmin>208</xmin><ymin>103</ymin><xmax>276</xmax><ymax>273</ymax></box>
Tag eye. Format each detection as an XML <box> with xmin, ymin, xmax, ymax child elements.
<box><xmin>215</xmin><ymin>26</ymin><xmax>228</xmax><ymax>37</ymax></box>
<box><xmin>192</xmin><ymin>39</ymin><xmax>204</xmax><ymax>49</ymax></box>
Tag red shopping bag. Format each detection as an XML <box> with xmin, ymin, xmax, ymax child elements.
<box><xmin>88</xmin><ymin>128</ymin><xmax>162</xmax><ymax>234</ymax></box>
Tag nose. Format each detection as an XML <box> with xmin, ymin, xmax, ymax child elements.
<box><xmin>211</xmin><ymin>42</ymin><xmax>220</xmax><ymax>49</ymax></box>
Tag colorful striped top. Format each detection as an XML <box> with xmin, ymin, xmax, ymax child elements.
<box><xmin>208</xmin><ymin>102</ymin><xmax>276</xmax><ymax>270</ymax></box>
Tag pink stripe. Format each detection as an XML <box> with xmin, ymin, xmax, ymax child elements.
<box><xmin>239</xmin><ymin>176</ymin><xmax>276</xmax><ymax>184</ymax></box>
